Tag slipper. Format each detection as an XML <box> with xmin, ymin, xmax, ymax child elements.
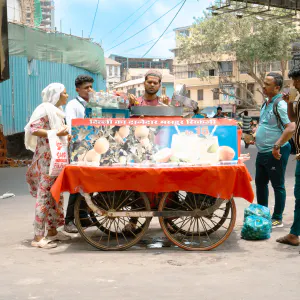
<box><xmin>31</xmin><ymin>238</ymin><xmax>57</xmax><ymax>249</ymax></box>
<box><xmin>276</xmin><ymin>235</ymin><xmax>300</xmax><ymax>246</ymax></box>
<box><xmin>47</xmin><ymin>231</ymin><xmax>72</xmax><ymax>242</ymax></box>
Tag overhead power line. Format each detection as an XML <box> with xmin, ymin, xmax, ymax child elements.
<box><xmin>101</xmin><ymin>0</ymin><xmax>153</xmax><ymax>40</ymax></box>
<box><xmin>109</xmin><ymin>0</ymin><xmax>160</xmax><ymax>46</ymax></box>
<box><xmin>124</xmin><ymin>30</ymin><xmax>174</xmax><ymax>53</ymax></box>
<box><xmin>142</xmin><ymin>0</ymin><xmax>187</xmax><ymax>57</ymax></box>
<box><xmin>106</xmin><ymin>0</ymin><xmax>184</xmax><ymax>52</ymax></box>
<box><xmin>89</xmin><ymin>0</ymin><xmax>100</xmax><ymax>38</ymax></box>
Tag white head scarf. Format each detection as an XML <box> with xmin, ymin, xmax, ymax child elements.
<box><xmin>24</xmin><ymin>83</ymin><xmax>66</xmax><ymax>152</ymax></box>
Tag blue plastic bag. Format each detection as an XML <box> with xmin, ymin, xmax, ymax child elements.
<box><xmin>244</xmin><ymin>203</ymin><xmax>271</xmax><ymax>221</ymax></box>
<box><xmin>241</xmin><ymin>215</ymin><xmax>272</xmax><ymax>240</ymax></box>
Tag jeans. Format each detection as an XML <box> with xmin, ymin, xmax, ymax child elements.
<box><xmin>65</xmin><ymin>193</ymin><xmax>88</xmax><ymax>224</ymax></box>
<box><xmin>255</xmin><ymin>143</ymin><xmax>291</xmax><ymax>221</ymax></box>
<box><xmin>291</xmin><ymin>160</ymin><xmax>300</xmax><ymax>236</ymax></box>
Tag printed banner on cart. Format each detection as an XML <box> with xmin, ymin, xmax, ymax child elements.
<box><xmin>70</xmin><ymin>118</ymin><xmax>238</xmax><ymax>167</ymax></box>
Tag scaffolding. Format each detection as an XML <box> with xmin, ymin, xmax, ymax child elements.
<box><xmin>18</xmin><ymin>0</ymin><xmax>51</xmax><ymax>29</ymax></box>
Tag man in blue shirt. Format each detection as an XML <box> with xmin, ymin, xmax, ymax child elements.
<box><xmin>255</xmin><ymin>73</ymin><xmax>295</xmax><ymax>228</ymax></box>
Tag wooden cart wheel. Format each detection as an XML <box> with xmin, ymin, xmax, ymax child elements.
<box><xmin>88</xmin><ymin>191</ymin><xmax>151</xmax><ymax>236</ymax></box>
<box><xmin>165</xmin><ymin>192</ymin><xmax>232</xmax><ymax>236</ymax></box>
<box><xmin>74</xmin><ymin>191</ymin><xmax>151</xmax><ymax>251</ymax></box>
<box><xmin>158</xmin><ymin>191</ymin><xmax>236</xmax><ymax>251</ymax></box>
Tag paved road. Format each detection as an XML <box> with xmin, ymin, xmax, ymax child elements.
<box><xmin>0</xmin><ymin>145</ymin><xmax>299</xmax><ymax>300</ymax></box>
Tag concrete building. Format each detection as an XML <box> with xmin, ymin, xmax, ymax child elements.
<box><xmin>39</xmin><ymin>0</ymin><xmax>54</xmax><ymax>30</ymax></box>
<box><xmin>105</xmin><ymin>57</ymin><xmax>121</xmax><ymax>90</ymax></box>
<box><xmin>172</xmin><ymin>25</ymin><xmax>294</xmax><ymax>116</ymax></box>
<box><xmin>7</xmin><ymin>0</ymin><xmax>54</xmax><ymax>30</ymax></box>
<box><xmin>109</xmin><ymin>54</ymin><xmax>173</xmax><ymax>81</ymax></box>
<box><xmin>114</xmin><ymin>69</ymin><xmax>174</xmax><ymax>98</ymax></box>
<box><xmin>7</xmin><ymin>0</ymin><xmax>22</xmax><ymax>22</ymax></box>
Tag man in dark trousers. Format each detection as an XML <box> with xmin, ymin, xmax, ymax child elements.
<box><xmin>255</xmin><ymin>73</ymin><xmax>295</xmax><ymax>229</ymax></box>
<box><xmin>277</xmin><ymin>65</ymin><xmax>300</xmax><ymax>246</ymax></box>
<box><xmin>64</xmin><ymin>75</ymin><xmax>94</xmax><ymax>233</ymax></box>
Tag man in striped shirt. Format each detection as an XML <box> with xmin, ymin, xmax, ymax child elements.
<box><xmin>239</xmin><ymin>110</ymin><xmax>252</xmax><ymax>148</ymax></box>
<box><xmin>277</xmin><ymin>65</ymin><xmax>300</xmax><ymax>246</ymax></box>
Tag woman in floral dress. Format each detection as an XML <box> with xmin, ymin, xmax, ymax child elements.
<box><xmin>25</xmin><ymin>83</ymin><xmax>70</xmax><ymax>249</ymax></box>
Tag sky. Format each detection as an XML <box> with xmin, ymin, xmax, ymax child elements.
<box><xmin>54</xmin><ymin>0</ymin><xmax>212</xmax><ymax>59</ymax></box>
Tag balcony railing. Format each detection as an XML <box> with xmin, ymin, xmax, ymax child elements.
<box><xmin>218</xmin><ymin>71</ymin><xmax>233</xmax><ymax>77</ymax></box>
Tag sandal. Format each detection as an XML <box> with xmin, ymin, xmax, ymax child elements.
<box><xmin>31</xmin><ymin>237</ymin><xmax>57</xmax><ymax>249</ymax></box>
<box><xmin>276</xmin><ymin>235</ymin><xmax>300</xmax><ymax>246</ymax></box>
<box><xmin>47</xmin><ymin>231</ymin><xmax>72</xmax><ymax>242</ymax></box>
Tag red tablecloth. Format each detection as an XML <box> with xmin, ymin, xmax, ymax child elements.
<box><xmin>51</xmin><ymin>164</ymin><xmax>254</xmax><ymax>203</ymax></box>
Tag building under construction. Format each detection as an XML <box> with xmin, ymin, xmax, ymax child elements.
<box><xmin>7</xmin><ymin>0</ymin><xmax>54</xmax><ymax>30</ymax></box>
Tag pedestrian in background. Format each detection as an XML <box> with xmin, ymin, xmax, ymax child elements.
<box><xmin>25</xmin><ymin>83</ymin><xmax>71</xmax><ymax>249</ymax></box>
<box><xmin>238</xmin><ymin>110</ymin><xmax>252</xmax><ymax>148</ymax></box>
<box><xmin>213</xmin><ymin>106</ymin><xmax>225</xmax><ymax>118</ymax></box>
<box><xmin>277</xmin><ymin>65</ymin><xmax>300</xmax><ymax>246</ymax></box>
<box><xmin>255</xmin><ymin>73</ymin><xmax>295</xmax><ymax>229</ymax></box>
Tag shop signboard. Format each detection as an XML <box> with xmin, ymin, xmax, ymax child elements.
<box><xmin>70</xmin><ymin>118</ymin><xmax>239</xmax><ymax>167</ymax></box>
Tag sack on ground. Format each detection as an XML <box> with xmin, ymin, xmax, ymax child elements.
<box><xmin>244</xmin><ymin>203</ymin><xmax>271</xmax><ymax>221</ymax></box>
<box><xmin>241</xmin><ymin>215</ymin><xmax>272</xmax><ymax>240</ymax></box>
<box><xmin>48</xmin><ymin>130</ymin><xmax>69</xmax><ymax>177</ymax></box>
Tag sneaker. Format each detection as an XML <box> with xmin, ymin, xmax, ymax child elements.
<box><xmin>64</xmin><ymin>221</ymin><xmax>78</xmax><ymax>233</ymax></box>
<box><xmin>272</xmin><ymin>219</ymin><xmax>283</xmax><ymax>228</ymax></box>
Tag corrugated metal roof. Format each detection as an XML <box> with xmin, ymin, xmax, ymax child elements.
<box><xmin>0</xmin><ymin>56</ymin><xmax>106</xmax><ymax>135</ymax></box>
<box><xmin>105</xmin><ymin>57</ymin><xmax>121</xmax><ymax>66</ymax></box>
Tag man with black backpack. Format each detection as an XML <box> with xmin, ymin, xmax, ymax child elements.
<box><xmin>255</xmin><ymin>73</ymin><xmax>295</xmax><ymax>229</ymax></box>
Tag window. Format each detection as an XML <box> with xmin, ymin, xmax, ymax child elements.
<box><xmin>178</xmin><ymin>29</ymin><xmax>190</xmax><ymax>37</ymax></box>
<box><xmin>218</xmin><ymin>61</ymin><xmax>233</xmax><ymax>76</ymax></box>
<box><xmin>209</xmin><ymin>69</ymin><xmax>216</xmax><ymax>76</ymax></box>
<box><xmin>213</xmin><ymin>88</ymin><xmax>219</xmax><ymax>100</ymax></box>
<box><xmin>109</xmin><ymin>66</ymin><xmax>113</xmax><ymax>76</ymax></box>
<box><xmin>188</xmin><ymin>71</ymin><xmax>196</xmax><ymax>78</ymax></box>
<box><xmin>247</xmin><ymin>83</ymin><xmax>254</xmax><ymax>101</ymax></box>
<box><xmin>114</xmin><ymin>66</ymin><xmax>118</xmax><ymax>76</ymax></box>
<box><xmin>197</xmin><ymin>89</ymin><xmax>204</xmax><ymax>101</ymax></box>
<box><xmin>289</xmin><ymin>60</ymin><xmax>295</xmax><ymax>70</ymax></box>
<box><xmin>187</xmin><ymin>90</ymin><xmax>191</xmax><ymax>98</ymax></box>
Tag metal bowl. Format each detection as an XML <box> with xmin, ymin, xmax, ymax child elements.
<box><xmin>130</xmin><ymin>106</ymin><xmax>184</xmax><ymax>117</ymax></box>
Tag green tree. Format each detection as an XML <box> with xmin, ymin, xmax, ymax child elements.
<box><xmin>178</xmin><ymin>5</ymin><xmax>298</xmax><ymax>107</ymax></box>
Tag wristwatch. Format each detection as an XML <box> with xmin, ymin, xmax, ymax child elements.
<box><xmin>273</xmin><ymin>144</ymin><xmax>281</xmax><ymax>150</ymax></box>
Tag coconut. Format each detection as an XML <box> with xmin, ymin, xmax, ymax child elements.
<box><xmin>140</xmin><ymin>137</ymin><xmax>150</xmax><ymax>147</ymax></box>
<box><xmin>118</xmin><ymin>126</ymin><xmax>130</xmax><ymax>138</ymax></box>
<box><xmin>85</xmin><ymin>149</ymin><xmax>101</xmax><ymax>162</ymax></box>
<box><xmin>219</xmin><ymin>146</ymin><xmax>235</xmax><ymax>161</ymax></box>
<box><xmin>94</xmin><ymin>137</ymin><xmax>110</xmax><ymax>154</ymax></box>
<box><xmin>135</xmin><ymin>126</ymin><xmax>150</xmax><ymax>139</ymax></box>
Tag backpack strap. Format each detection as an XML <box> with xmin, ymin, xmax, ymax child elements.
<box><xmin>272</xmin><ymin>97</ymin><xmax>285</xmax><ymax>132</ymax></box>
<box><xmin>261</xmin><ymin>101</ymin><xmax>267</xmax><ymax>110</ymax></box>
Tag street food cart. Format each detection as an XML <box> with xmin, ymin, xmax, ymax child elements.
<box><xmin>51</xmin><ymin>113</ymin><xmax>254</xmax><ymax>251</ymax></box>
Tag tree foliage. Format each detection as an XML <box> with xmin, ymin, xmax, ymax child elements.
<box><xmin>178</xmin><ymin>4</ymin><xmax>299</xmax><ymax>106</ymax></box>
